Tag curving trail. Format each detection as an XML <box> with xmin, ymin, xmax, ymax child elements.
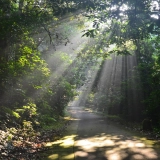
<box><xmin>37</xmin><ymin>13</ymin><xmax>160</xmax><ymax>160</ymax></box>
<box><xmin>42</xmin><ymin>80</ymin><xmax>160</xmax><ymax>160</ymax></box>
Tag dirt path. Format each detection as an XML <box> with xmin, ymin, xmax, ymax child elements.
<box><xmin>41</xmin><ymin>80</ymin><xmax>160</xmax><ymax>160</ymax></box>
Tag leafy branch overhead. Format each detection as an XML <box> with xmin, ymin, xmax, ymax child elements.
<box><xmin>82</xmin><ymin>0</ymin><xmax>160</xmax><ymax>55</ymax></box>
<box><xmin>82</xmin><ymin>29</ymin><xmax>98</xmax><ymax>38</ymax></box>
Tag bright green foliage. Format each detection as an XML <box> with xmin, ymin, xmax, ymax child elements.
<box><xmin>0</xmin><ymin>0</ymin><xmax>68</xmax><ymax>129</ymax></box>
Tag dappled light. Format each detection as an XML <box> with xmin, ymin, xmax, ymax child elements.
<box><xmin>46</xmin><ymin>135</ymin><xmax>77</xmax><ymax>148</ymax></box>
<box><xmin>74</xmin><ymin>134</ymin><xmax>158</xmax><ymax>160</ymax></box>
<box><xmin>41</xmin><ymin>126</ymin><xmax>159</xmax><ymax>159</ymax></box>
<box><xmin>39</xmin><ymin>69</ymin><xmax>160</xmax><ymax>159</ymax></box>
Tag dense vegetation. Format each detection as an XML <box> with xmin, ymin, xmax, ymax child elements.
<box><xmin>83</xmin><ymin>0</ymin><xmax>160</xmax><ymax>129</ymax></box>
<box><xmin>0</xmin><ymin>0</ymin><xmax>93</xmax><ymax>129</ymax></box>
<box><xmin>0</xmin><ymin>1</ymin><xmax>88</xmax><ymax>132</ymax></box>
<box><xmin>0</xmin><ymin>1</ymin><xmax>99</xmax><ymax>158</ymax></box>
<box><xmin>0</xmin><ymin>0</ymin><xmax>160</xmax><ymax>157</ymax></box>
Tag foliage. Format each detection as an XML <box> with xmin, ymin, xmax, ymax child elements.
<box><xmin>83</xmin><ymin>0</ymin><xmax>160</xmax><ymax>56</ymax></box>
<box><xmin>0</xmin><ymin>0</ymin><xmax>87</xmax><ymax>132</ymax></box>
<box><xmin>80</xmin><ymin>0</ymin><xmax>160</xmax><ymax>128</ymax></box>
<box><xmin>86</xmin><ymin>86</ymin><xmax>123</xmax><ymax>114</ymax></box>
<box><xmin>136</xmin><ymin>36</ymin><xmax>160</xmax><ymax>126</ymax></box>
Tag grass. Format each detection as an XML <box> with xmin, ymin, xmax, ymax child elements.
<box><xmin>42</xmin><ymin>116</ymin><xmax>71</xmax><ymax>131</ymax></box>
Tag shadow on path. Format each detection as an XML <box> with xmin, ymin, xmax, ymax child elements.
<box><xmin>40</xmin><ymin>95</ymin><xmax>160</xmax><ymax>160</ymax></box>
<box><xmin>40</xmin><ymin>56</ymin><xmax>160</xmax><ymax>159</ymax></box>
